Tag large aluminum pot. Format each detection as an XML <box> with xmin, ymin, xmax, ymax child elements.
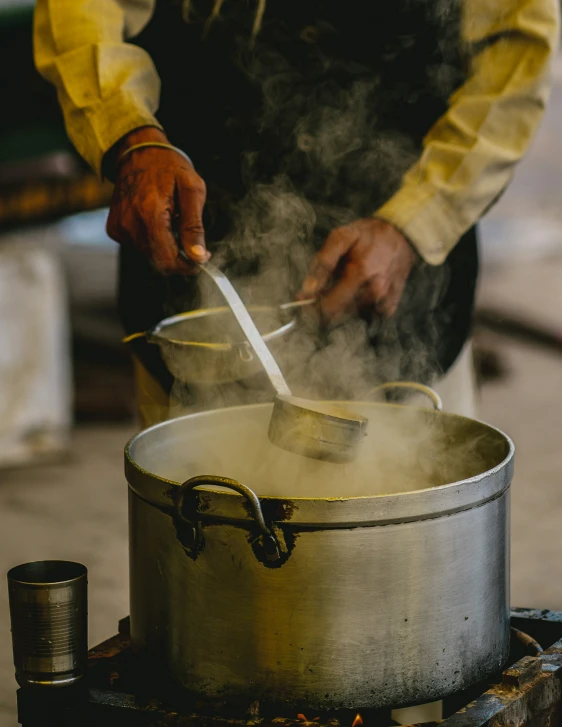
<box><xmin>125</xmin><ymin>390</ymin><xmax>513</xmax><ymax>710</ymax></box>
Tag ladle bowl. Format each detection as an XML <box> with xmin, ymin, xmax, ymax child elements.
<box><xmin>197</xmin><ymin>260</ymin><xmax>368</xmax><ymax>464</ymax></box>
<box><xmin>269</xmin><ymin>395</ymin><xmax>368</xmax><ymax>462</ymax></box>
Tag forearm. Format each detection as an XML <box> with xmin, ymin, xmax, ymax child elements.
<box><xmin>375</xmin><ymin>0</ymin><xmax>560</xmax><ymax>265</ymax></box>
<box><xmin>33</xmin><ymin>0</ymin><xmax>162</xmax><ymax>177</ymax></box>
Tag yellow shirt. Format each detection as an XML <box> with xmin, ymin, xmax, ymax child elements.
<box><xmin>34</xmin><ymin>0</ymin><xmax>559</xmax><ymax>264</ymax></box>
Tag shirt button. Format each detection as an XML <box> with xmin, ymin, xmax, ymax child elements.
<box><xmin>300</xmin><ymin>26</ymin><xmax>319</xmax><ymax>44</ymax></box>
<box><xmin>431</xmin><ymin>242</ymin><xmax>446</xmax><ymax>255</ymax></box>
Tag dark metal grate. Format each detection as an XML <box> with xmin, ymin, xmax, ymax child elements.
<box><xmin>16</xmin><ymin>609</ymin><xmax>562</xmax><ymax>727</ymax></box>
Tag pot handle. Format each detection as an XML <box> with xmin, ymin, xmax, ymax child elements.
<box><xmin>174</xmin><ymin>475</ymin><xmax>282</xmax><ymax>562</ymax></box>
<box><xmin>122</xmin><ymin>331</ymin><xmax>146</xmax><ymax>344</ymax></box>
<box><xmin>368</xmin><ymin>381</ymin><xmax>443</xmax><ymax>412</ymax></box>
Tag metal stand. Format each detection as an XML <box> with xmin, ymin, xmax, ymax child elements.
<box><xmin>14</xmin><ymin>610</ymin><xmax>562</xmax><ymax>727</ymax></box>
<box><xmin>17</xmin><ymin>683</ymin><xmax>88</xmax><ymax>727</ymax></box>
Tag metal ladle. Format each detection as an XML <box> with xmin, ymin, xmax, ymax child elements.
<box><xmin>196</xmin><ymin>260</ymin><xmax>368</xmax><ymax>463</ymax></box>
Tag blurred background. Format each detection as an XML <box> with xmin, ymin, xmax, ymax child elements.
<box><xmin>0</xmin><ymin>0</ymin><xmax>560</xmax><ymax>724</ymax></box>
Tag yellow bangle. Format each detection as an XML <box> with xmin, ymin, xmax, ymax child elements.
<box><xmin>116</xmin><ymin>142</ymin><xmax>194</xmax><ymax>168</ymax></box>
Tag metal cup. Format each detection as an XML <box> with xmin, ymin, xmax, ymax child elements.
<box><xmin>7</xmin><ymin>561</ymin><xmax>87</xmax><ymax>688</ymax></box>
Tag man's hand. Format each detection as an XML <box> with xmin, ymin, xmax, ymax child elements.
<box><xmin>299</xmin><ymin>218</ymin><xmax>417</xmax><ymax>321</ymax></box>
<box><xmin>106</xmin><ymin>127</ymin><xmax>210</xmax><ymax>274</ymax></box>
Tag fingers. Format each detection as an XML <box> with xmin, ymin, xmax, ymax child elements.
<box><xmin>144</xmin><ymin>203</ymin><xmax>194</xmax><ymax>274</ymax></box>
<box><xmin>300</xmin><ymin>225</ymin><xmax>360</xmax><ymax>297</ymax></box>
<box><xmin>318</xmin><ymin>262</ymin><xmax>366</xmax><ymax>321</ymax></box>
<box><xmin>108</xmin><ymin>194</ymin><xmax>194</xmax><ymax>275</ymax></box>
<box><xmin>106</xmin><ymin>205</ymin><xmax>134</xmax><ymax>248</ymax></box>
<box><xmin>369</xmin><ymin>278</ymin><xmax>398</xmax><ymax>318</ymax></box>
<box><xmin>177</xmin><ymin>172</ymin><xmax>210</xmax><ymax>264</ymax></box>
<box><xmin>107</xmin><ymin>149</ymin><xmax>209</xmax><ymax>275</ymax></box>
<box><xmin>377</xmin><ymin>277</ymin><xmax>407</xmax><ymax>318</ymax></box>
<box><xmin>306</xmin><ymin>219</ymin><xmax>416</xmax><ymax>322</ymax></box>
<box><xmin>355</xmin><ymin>274</ymin><xmax>406</xmax><ymax>318</ymax></box>
<box><xmin>317</xmin><ymin>231</ymin><xmax>381</xmax><ymax>319</ymax></box>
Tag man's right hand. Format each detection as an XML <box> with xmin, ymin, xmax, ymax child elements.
<box><xmin>106</xmin><ymin>127</ymin><xmax>210</xmax><ymax>274</ymax></box>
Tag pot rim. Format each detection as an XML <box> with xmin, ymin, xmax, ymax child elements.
<box><xmin>125</xmin><ymin>401</ymin><xmax>514</xmax><ymax>527</ymax></box>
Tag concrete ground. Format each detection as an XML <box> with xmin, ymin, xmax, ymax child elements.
<box><xmin>477</xmin><ymin>261</ymin><xmax>562</xmax><ymax>608</ymax></box>
<box><xmin>0</xmin><ymin>424</ymin><xmax>133</xmax><ymax>724</ymax></box>
<box><xmin>0</xmin><ymin>56</ymin><xmax>561</xmax><ymax>727</ymax></box>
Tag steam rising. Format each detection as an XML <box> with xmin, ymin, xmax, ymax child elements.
<box><xmin>161</xmin><ymin>8</ymin><xmax>476</xmax><ymax>496</ymax></box>
<box><xmin>143</xmin><ymin>403</ymin><xmax>507</xmax><ymax>499</ymax></box>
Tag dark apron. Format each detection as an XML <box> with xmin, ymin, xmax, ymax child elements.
<box><xmin>122</xmin><ymin>0</ymin><xmax>478</xmax><ymax>398</ymax></box>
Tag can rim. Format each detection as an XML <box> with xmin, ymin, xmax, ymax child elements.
<box><xmin>8</xmin><ymin>561</ymin><xmax>87</xmax><ymax>586</ymax></box>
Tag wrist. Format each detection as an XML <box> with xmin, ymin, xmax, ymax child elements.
<box><xmin>117</xmin><ymin>126</ymin><xmax>169</xmax><ymax>154</ymax></box>
<box><xmin>103</xmin><ymin>126</ymin><xmax>169</xmax><ymax>182</ymax></box>
<box><xmin>374</xmin><ymin>216</ymin><xmax>419</xmax><ymax>259</ymax></box>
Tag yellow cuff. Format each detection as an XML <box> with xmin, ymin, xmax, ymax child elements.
<box><xmin>79</xmin><ymin>92</ymin><xmax>164</xmax><ymax>177</ymax></box>
<box><xmin>375</xmin><ymin>186</ymin><xmax>470</xmax><ymax>266</ymax></box>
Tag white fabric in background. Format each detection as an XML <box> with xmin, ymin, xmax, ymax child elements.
<box><xmin>401</xmin><ymin>341</ymin><xmax>477</xmax><ymax>418</ymax></box>
<box><xmin>432</xmin><ymin>342</ymin><xmax>478</xmax><ymax>418</ymax></box>
<box><xmin>0</xmin><ymin>245</ymin><xmax>71</xmax><ymax>467</ymax></box>
<box><xmin>390</xmin><ymin>344</ymin><xmax>476</xmax><ymax>726</ymax></box>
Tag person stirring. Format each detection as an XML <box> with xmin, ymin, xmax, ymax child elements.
<box><xmin>34</xmin><ymin>0</ymin><xmax>559</xmax><ymax>426</ymax></box>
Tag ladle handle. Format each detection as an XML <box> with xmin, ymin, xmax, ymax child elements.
<box><xmin>197</xmin><ymin>261</ymin><xmax>292</xmax><ymax>398</ymax></box>
<box><xmin>369</xmin><ymin>381</ymin><xmax>443</xmax><ymax>411</ymax></box>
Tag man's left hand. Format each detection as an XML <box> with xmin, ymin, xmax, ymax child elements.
<box><xmin>299</xmin><ymin>218</ymin><xmax>417</xmax><ymax>321</ymax></box>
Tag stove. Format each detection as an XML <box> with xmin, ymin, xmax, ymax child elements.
<box><xmin>15</xmin><ymin>609</ymin><xmax>562</xmax><ymax>727</ymax></box>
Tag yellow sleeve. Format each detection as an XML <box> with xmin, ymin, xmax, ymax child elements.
<box><xmin>33</xmin><ymin>0</ymin><xmax>162</xmax><ymax>177</ymax></box>
<box><xmin>375</xmin><ymin>0</ymin><xmax>560</xmax><ymax>265</ymax></box>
